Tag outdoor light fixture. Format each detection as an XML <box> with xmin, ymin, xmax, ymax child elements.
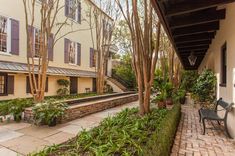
<box><xmin>188</xmin><ymin>51</ymin><xmax>197</xmax><ymax>66</ymax></box>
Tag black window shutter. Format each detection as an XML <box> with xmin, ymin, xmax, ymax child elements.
<box><xmin>48</xmin><ymin>34</ymin><xmax>54</xmax><ymax>61</ymax></box>
<box><xmin>77</xmin><ymin>1</ymin><xmax>81</xmax><ymax>23</ymax></box>
<box><xmin>65</xmin><ymin>0</ymin><xmax>69</xmax><ymax>16</ymax></box>
<box><xmin>90</xmin><ymin>48</ymin><xmax>93</xmax><ymax>67</ymax></box>
<box><xmin>77</xmin><ymin>43</ymin><xmax>81</xmax><ymax>66</ymax></box>
<box><xmin>26</xmin><ymin>76</ymin><xmax>30</xmax><ymax>93</ymax></box>
<box><xmin>10</xmin><ymin>19</ymin><xmax>20</xmax><ymax>55</ymax></box>
<box><xmin>45</xmin><ymin>77</ymin><xmax>49</xmax><ymax>92</ymax></box>
<box><xmin>7</xmin><ymin>75</ymin><xmax>14</xmax><ymax>94</ymax></box>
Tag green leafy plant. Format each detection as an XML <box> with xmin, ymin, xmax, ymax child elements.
<box><xmin>192</xmin><ymin>69</ymin><xmax>217</xmax><ymax>103</ymax></box>
<box><xmin>0</xmin><ymin>99</ymin><xmax>33</xmax><ymax>122</ymax></box>
<box><xmin>57</xmin><ymin>79</ymin><xmax>70</xmax><ymax>96</ymax></box>
<box><xmin>31</xmin><ymin>104</ymin><xmax>181</xmax><ymax>156</ymax></box>
<box><xmin>173</xmin><ymin>88</ymin><xmax>186</xmax><ymax>104</ymax></box>
<box><xmin>0</xmin><ymin>101</ymin><xmax>11</xmax><ymax>117</ymax></box>
<box><xmin>155</xmin><ymin>91</ymin><xmax>167</xmax><ymax>102</ymax></box>
<box><xmin>32</xmin><ymin>100</ymin><xmax>68</xmax><ymax>126</ymax></box>
<box><xmin>113</xmin><ymin>53</ymin><xmax>137</xmax><ymax>89</ymax></box>
<box><xmin>181</xmin><ymin>70</ymin><xmax>199</xmax><ymax>92</ymax></box>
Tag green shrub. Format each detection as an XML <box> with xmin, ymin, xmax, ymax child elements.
<box><xmin>0</xmin><ymin>101</ymin><xmax>11</xmax><ymax>116</ymax></box>
<box><xmin>32</xmin><ymin>100</ymin><xmax>68</xmax><ymax>125</ymax></box>
<box><xmin>143</xmin><ymin>104</ymin><xmax>181</xmax><ymax>156</ymax></box>
<box><xmin>0</xmin><ymin>99</ymin><xmax>33</xmax><ymax>122</ymax></box>
<box><xmin>31</xmin><ymin>104</ymin><xmax>181</xmax><ymax>156</ymax></box>
<box><xmin>181</xmin><ymin>70</ymin><xmax>199</xmax><ymax>92</ymax></box>
<box><xmin>192</xmin><ymin>69</ymin><xmax>217</xmax><ymax>103</ymax></box>
<box><xmin>8</xmin><ymin>99</ymin><xmax>33</xmax><ymax>122</ymax></box>
<box><xmin>57</xmin><ymin>79</ymin><xmax>70</xmax><ymax>96</ymax></box>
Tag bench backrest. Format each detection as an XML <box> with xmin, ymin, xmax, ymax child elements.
<box><xmin>217</xmin><ymin>98</ymin><xmax>230</xmax><ymax>109</ymax></box>
<box><xmin>216</xmin><ymin>98</ymin><xmax>234</xmax><ymax>118</ymax></box>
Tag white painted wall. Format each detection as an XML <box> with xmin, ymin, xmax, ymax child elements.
<box><xmin>198</xmin><ymin>3</ymin><xmax>235</xmax><ymax>138</ymax></box>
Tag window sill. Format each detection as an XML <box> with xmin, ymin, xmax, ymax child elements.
<box><xmin>0</xmin><ymin>52</ymin><xmax>12</xmax><ymax>56</ymax></box>
<box><xmin>219</xmin><ymin>84</ymin><xmax>226</xmax><ymax>87</ymax></box>
<box><xmin>69</xmin><ymin>63</ymin><xmax>78</xmax><ymax>67</ymax></box>
<box><xmin>67</xmin><ymin>16</ymin><xmax>81</xmax><ymax>24</ymax></box>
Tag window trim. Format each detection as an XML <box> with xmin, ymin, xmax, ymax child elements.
<box><xmin>0</xmin><ymin>72</ymin><xmax>8</xmax><ymax>96</ymax></box>
<box><xmin>220</xmin><ymin>42</ymin><xmax>227</xmax><ymax>87</ymax></box>
<box><xmin>0</xmin><ymin>15</ymin><xmax>11</xmax><ymax>54</ymax></box>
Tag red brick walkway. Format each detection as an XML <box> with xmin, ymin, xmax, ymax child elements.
<box><xmin>171</xmin><ymin>105</ymin><xmax>235</xmax><ymax>156</ymax></box>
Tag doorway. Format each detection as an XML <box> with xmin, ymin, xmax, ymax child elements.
<box><xmin>70</xmin><ymin>77</ymin><xmax>78</xmax><ymax>94</ymax></box>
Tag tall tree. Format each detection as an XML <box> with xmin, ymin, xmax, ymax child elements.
<box><xmin>23</xmin><ymin>0</ymin><xmax>89</xmax><ymax>102</ymax></box>
<box><xmin>87</xmin><ymin>0</ymin><xmax>120</xmax><ymax>94</ymax></box>
<box><xmin>116</xmin><ymin>0</ymin><xmax>161</xmax><ymax>114</ymax></box>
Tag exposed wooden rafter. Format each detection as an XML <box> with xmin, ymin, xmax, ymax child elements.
<box><xmin>174</xmin><ymin>33</ymin><xmax>215</xmax><ymax>43</ymax></box>
<box><xmin>173</xmin><ymin>21</ymin><xmax>219</xmax><ymax>36</ymax></box>
<box><xmin>170</xmin><ymin>9</ymin><xmax>225</xmax><ymax>29</ymax></box>
<box><xmin>165</xmin><ymin>0</ymin><xmax>235</xmax><ymax>17</ymax></box>
<box><xmin>176</xmin><ymin>40</ymin><xmax>211</xmax><ymax>48</ymax></box>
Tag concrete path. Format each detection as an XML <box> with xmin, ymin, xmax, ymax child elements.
<box><xmin>0</xmin><ymin>101</ymin><xmax>138</xmax><ymax>156</ymax></box>
<box><xmin>171</xmin><ymin>104</ymin><xmax>235</xmax><ymax>156</ymax></box>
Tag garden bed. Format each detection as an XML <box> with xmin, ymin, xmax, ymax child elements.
<box><xmin>24</xmin><ymin>93</ymin><xmax>138</xmax><ymax>123</ymax></box>
<box><xmin>31</xmin><ymin>104</ymin><xmax>181</xmax><ymax>156</ymax></box>
<box><xmin>0</xmin><ymin>93</ymin><xmax>102</xmax><ymax>122</ymax></box>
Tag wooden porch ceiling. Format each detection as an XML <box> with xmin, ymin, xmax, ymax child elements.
<box><xmin>152</xmin><ymin>0</ymin><xmax>235</xmax><ymax>70</ymax></box>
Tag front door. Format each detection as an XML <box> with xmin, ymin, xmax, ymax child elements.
<box><xmin>70</xmin><ymin>77</ymin><xmax>78</xmax><ymax>94</ymax></box>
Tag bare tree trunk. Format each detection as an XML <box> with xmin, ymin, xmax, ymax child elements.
<box><xmin>116</xmin><ymin>0</ymin><xmax>161</xmax><ymax>115</ymax></box>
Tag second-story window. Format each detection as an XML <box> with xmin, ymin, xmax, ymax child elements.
<box><xmin>0</xmin><ymin>16</ymin><xmax>8</xmax><ymax>53</ymax></box>
<box><xmin>34</xmin><ymin>28</ymin><xmax>42</xmax><ymax>57</ymax></box>
<box><xmin>65</xmin><ymin>0</ymin><xmax>81</xmax><ymax>23</ymax></box>
<box><xmin>68</xmin><ymin>0</ymin><xmax>76</xmax><ymax>20</ymax></box>
<box><xmin>69</xmin><ymin>41</ymin><xmax>77</xmax><ymax>64</ymax></box>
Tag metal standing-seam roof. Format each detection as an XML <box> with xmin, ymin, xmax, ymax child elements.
<box><xmin>0</xmin><ymin>61</ymin><xmax>96</xmax><ymax>77</ymax></box>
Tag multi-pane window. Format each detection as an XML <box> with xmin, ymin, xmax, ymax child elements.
<box><xmin>0</xmin><ymin>16</ymin><xmax>7</xmax><ymax>52</ymax></box>
<box><xmin>65</xmin><ymin>0</ymin><xmax>81</xmax><ymax>23</ymax></box>
<box><xmin>0</xmin><ymin>73</ymin><xmax>7</xmax><ymax>95</ymax></box>
<box><xmin>68</xmin><ymin>0</ymin><xmax>77</xmax><ymax>20</ymax></box>
<box><xmin>68</xmin><ymin>41</ymin><xmax>77</xmax><ymax>64</ymax></box>
<box><xmin>34</xmin><ymin>28</ymin><xmax>42</xmax><ymax>57</ymax></box>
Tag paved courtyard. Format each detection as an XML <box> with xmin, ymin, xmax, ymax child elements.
<box><xmin>171</xmin><ymin>104</ymin><xmax>235</xmax><ymax>156</ymax></box>
<box><xmin>0</xmin><ymin>101</ymin><xmax>138</xmax><ymax>156</ymax></box>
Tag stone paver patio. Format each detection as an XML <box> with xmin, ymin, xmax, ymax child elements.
<box><xmin>0</xmin><ymin>101</ymin><xmax>138</xmax><ymax>156</ymax></box>
<box><xmin>171</xmin><ymin>104</ymin><xmax>235</xmax><ymax>156</ymax></box>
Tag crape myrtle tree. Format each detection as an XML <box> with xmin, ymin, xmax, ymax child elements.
<box><xmin>115</xmin><ymin>0</ymin><xmax>161</xmax><ymax>115</ymax></box>
<box><xmin>86</xmin><ymin>0</ymin><xmax>120</xmax><ymax>94</ymax></box>
<box><xmin>158</xmin><ymin>31</ymin><xmax>182</xmax><ymax>88</ymax></box>
<box><xmin>23</xmin><ymin>0</ymin><xmax>90</xmax><ymax>102</ymax></box>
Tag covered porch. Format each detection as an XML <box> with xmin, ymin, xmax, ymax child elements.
<box><xmin>152</xmin><ymin>0</ymin><xmax>235</xmax><ymax>155</ymax></box>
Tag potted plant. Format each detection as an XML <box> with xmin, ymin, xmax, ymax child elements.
<box><xmin>178</xmin><ymin>89</ymin><xmax>186</xmax><ymax>104</ymax></box>
<box><xmin>8</xmin><ymin>99</ymin><xmax>33</xmax><ymax>122</ymax></box>
<box><xmin>155</xmin><ymin>91</ymin><xmax>167</xmax><ymax>109</ymax></box>
<box><xmin>165</xmin><ymin>82</ymin><xmax>174</xmax><ymax>105</ymax></box>
<box><xmin>32</xmin><ymin>100</ymin><xmax>68</xmax><ymax>126</ymax></box>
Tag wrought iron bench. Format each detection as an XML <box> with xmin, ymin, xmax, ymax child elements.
<box><xmin>198</xmin><ymin>98</ymin><xmax>234</xmax><ymax>138</ymax></box>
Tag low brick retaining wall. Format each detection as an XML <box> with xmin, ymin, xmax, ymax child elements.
<box><xmin>24</xmin><ymin>94</ymin><xmax>138</xmax><ymax>123</ymax></box>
